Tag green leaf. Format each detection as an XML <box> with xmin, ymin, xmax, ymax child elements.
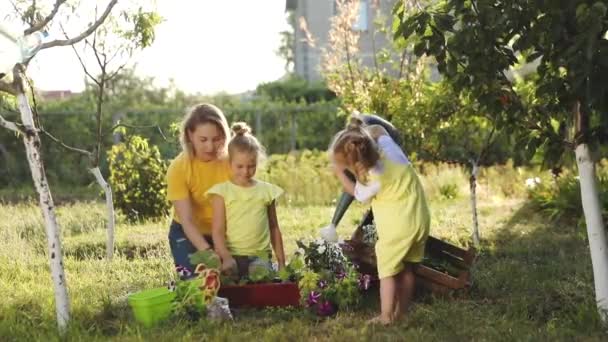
<box><xmin>189</xmin><ymin>250</ymin><xmax>221</xmax><ymax>269</ymax></box>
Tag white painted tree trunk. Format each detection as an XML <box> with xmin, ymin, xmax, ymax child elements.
<box><xmin>470</xmin><ymin>161</ymin><xmax>480</xmax><ymax>248</ymax></box>
<box><xmin>575</xmin><ymin>144</ymin><xmax>608</xmax><ymax>322</ymax></box>
<box><xmin>89</xmin><ymin>167</ymin><xmax>115</xmax><ymax>260</ymax></box>
<box><xmin>17</xmin><ymin>92</ymin><xmax>70</xmax><ymax>330</ymax></box>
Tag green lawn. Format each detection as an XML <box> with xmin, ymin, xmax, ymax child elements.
<box><xmin>1</xmin><ymin>195</ymin><xmax>606</xmax><ymax>341</ymax></box>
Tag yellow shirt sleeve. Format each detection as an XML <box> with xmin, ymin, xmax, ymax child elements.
<box><xmin>264</xmin><ymin>183</ymin><xmax>284</xmax><ymax>205</ymax></box>
<box><xmin>205</xmin><ymin>182</ymin><xmax>228</xmax><ymax>199</ymax></box>
<box><xmin>166</xmin><ymin>153</ymin><xmax>189</xmax><ymax>201</ymax></box>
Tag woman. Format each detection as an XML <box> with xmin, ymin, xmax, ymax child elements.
<box><xmin>167</xmin><ymin>103</ymin><xmax>232</xmax><ymax>276</ymax></box>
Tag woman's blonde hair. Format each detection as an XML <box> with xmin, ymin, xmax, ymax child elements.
<box><xmin>329</xmin><ymin>117</ymin><xmax>380</xmax><ymax>182</ymax></box>
<box><xmin>228</xmin><ymin>122</ymin><xmax>266</xmax><ymax>162</ymax></box>
<box><xmin>180</xmin><ymin>103</ymin><xmax>231</xmax><ymax>157</ymax></box>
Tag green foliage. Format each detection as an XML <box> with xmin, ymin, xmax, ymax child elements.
<box><xmin>438</xmin><ymin>183</ymin><xmax>459</xmax><ymax>200</ymax></box>
<box><xmin>528</xmin><ymin>160</ymin><xmax>608</xmax><ymax>225</ymax></box>
<box><xmin>258</xmin><ymin>150</ymin><xmax>342</xmax><ymax>206</ymax></box>
<box><xmin>188</xmin><ymin>250</ymin><xmax>221</xmax><ymax>270</ymax></box>
<box><xmin>172</xmin><ymin>279</ymin><xmax>206</xmax><ymax>321</ymax></box>
<box><xmin>107</xmin><ymin>135</ymin><xmax>170</xmax><ymax>222</ymax></box>
<box><xmin>394</xmin><ymin>0</ymin><xmax>608</xmax><ymax>165</ymax></box>
<box><xmin>248</xmin><ymin>259</ymin><xmax>274</xmax><ymax>283</ymax></box>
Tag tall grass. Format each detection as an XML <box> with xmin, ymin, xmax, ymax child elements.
<box><xmin>2</xmin><ymin>153</ymin><xmax>607</xmax><ymax>340</ymax></box>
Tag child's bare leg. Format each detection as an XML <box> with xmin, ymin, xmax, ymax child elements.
<box><xmin>368</xmin><ymin>276</ymin><xmax>397</xmax><ymax>325</ymax></box>
<box><xmin>394</xmin><ymin>263</ymin><xmax>415</xmax><ymax>320</ymax></box>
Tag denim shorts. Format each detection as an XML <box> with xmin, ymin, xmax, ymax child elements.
<box><xmin>167</xmin><ymin>220</ymin><xmax>213</xmax><ymax>274</ymax></box>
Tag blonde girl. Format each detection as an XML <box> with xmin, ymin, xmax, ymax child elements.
<box><xmin>207</xmin><ymin>122</ymin><xmax>286</xmax><ymax>278</ymax></box>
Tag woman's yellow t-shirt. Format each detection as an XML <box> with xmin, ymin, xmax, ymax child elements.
<box><xmin>166</xmin><ymin>152</ymin><xmax>231</xmax><ymax>235</ymax></box>
<box><xmin>206</xmin><ymin>180</ymin><xmax>283</xmax><ymax>256</ymax></box>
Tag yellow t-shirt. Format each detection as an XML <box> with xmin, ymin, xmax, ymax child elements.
<box><xmin>166</xmin><ymin>152</ymin><xmax>231</xmax><ymax>235</ymax></box>
<box><xmin>206</xmin><ymin>180</ymin><xmax>283</xmax><ymax>256</ymax></box>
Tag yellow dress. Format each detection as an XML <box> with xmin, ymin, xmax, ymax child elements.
<box><xmin>370</xmin><ymin>156</ymin><xmax>430</xmax><ymax>278</ymax></box>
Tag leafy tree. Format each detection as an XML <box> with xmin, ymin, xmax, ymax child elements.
<box><xmin>395</xmin><ymin>0</ymin><xmax>608</xmax><ymax>320</ymax></box>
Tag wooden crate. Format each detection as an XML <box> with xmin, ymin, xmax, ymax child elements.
<box><xmin>341</xmin><ymin>210</ymin><xmax>476</xmax><ymax>296</ymax></box>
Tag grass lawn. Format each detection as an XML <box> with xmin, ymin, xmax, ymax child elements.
<box><xmin>1</xmin><ymin>194</ymin><xmax>606</xmax><ymax>341</ymax></box>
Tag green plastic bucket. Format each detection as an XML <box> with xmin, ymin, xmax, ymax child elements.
<box><xmin>128</xmin><ymin>287</ymin><xmax>176</xmax><ymax>327</ymax></box>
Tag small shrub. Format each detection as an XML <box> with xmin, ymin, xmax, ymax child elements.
<box><xmin>528</xmin><ymin>166</ymin><xmax>608</xmax><ymax>225</ymax></box>
<box><xmin>107</xmin><ymin>135</ymin><xmax>170</xmax><ymax>222</ymax></box>
<box><xmin>439</xmin><ymin>183</ymin><xmax>459</xmax><ymax>200</ymax></box>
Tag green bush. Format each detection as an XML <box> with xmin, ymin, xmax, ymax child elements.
<box><xmin>528</xmin><ymin>161</ymin><xmax>608</xmax><ymax>226</ymax></box>
<box><xmin>107</xmin><ymin>135</ymin><xmax>170</xmax><ymax>222</ymax></box>
<box><xmin>439</xmin><ymin>183</ymin><xmax>459</xmax><ymax>200</ymax></box>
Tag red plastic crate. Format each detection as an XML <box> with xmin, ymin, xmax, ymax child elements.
<box><xmin>218</xmin><ymin>282</ymin><xmax>300</xmax><ymax>308</ymax></box>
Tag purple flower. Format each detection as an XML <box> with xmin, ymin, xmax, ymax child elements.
<box><xmin>306</xmin><ymin>291</ymin><xmax>321</xmax><ymax>307</ymax></box>
<box><xmin>358</xmin><ymin>274</ymin><xmax>371</xmax><ymax>291</ymax></box>
<box><xmin>316</xmin><ymin>300</ymin><xmax>337</xmax><ymax>317</ymax></box>
<box><xmin>335</xmin><ymin>269</ymin><xmax>346</xmax><ymax>281</ymax></box>
<box><xmin>318</xmin><ymin>280</ymin><xmax>328</xmax><ymax>289</ymax></box>
<box><xmin>175</xmin><ymin>264</ymin><xmax>192</xmax><ymax>278</ymax></box>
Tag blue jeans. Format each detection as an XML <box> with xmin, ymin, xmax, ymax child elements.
<box><xmin>168</xmin><ymin>221</ymin><xmax>213</xmax><ymax>274</ymax></box>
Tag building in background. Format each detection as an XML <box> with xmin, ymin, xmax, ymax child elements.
<box><xmin>38</xmin><ymin>90</ymin><xmax>77</xmax><ymax>101</ymax></box>
<box><xmin>286</xmin><ymin>0</ymin><xmax>398</xmax><ymax>82</ymax></box>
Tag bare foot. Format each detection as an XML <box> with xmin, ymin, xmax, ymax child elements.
<box><xmin>366</xmin><ymin>315</ymin><xmax>392</xmax><ymax>326</ymax></box>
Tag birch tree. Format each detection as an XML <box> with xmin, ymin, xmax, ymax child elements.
<box><xmin>0</xmin><ymin>0</ymin><xmax>119</xmax><ymax>332</ymax></box>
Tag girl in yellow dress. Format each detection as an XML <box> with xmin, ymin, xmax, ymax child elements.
<box><xmin>330</xmin><ymin>119</ymin><xmax>430</xmax><ymax>325</ymax></box>
<box><xmin>206</xmin><ymin>122</ymin><xmax>286</xmax><ymax>278</ymax></box>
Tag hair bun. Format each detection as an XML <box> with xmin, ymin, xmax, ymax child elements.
<box><xmin>347</xmin><ymin>116</ymin><xmax>364</xmax><ymax>130</ymax></box>
<box><xmin>231</xmin><ymin>122</ymin><xmax>251</xmax><ymax>136</ymax></box>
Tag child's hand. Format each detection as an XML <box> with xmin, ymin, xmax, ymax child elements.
<box><xmin>221</xmin><ymin>256</ymin><xmax>237</xmax><ymax>274</ymax></box>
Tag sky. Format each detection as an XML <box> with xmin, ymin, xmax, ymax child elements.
<box><xmin>2</xmin><ymin>0</ymin><xmax>291</xmax><ymax>95</ymax></box>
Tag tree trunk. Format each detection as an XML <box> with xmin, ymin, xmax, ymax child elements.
<box><xmin>575</xmin><ymin>143</ymin><xmax>608</xmax><ymax>322</ymax></box>
<box><xmin>17</xmin><ymin>92</ymin><xmax>70</xmax><ymax>331</ymax></box>
<box><xmin>90</xmin><ymin>167</ymin><xmax>115</xmax><ymax>260</ymax></box>
<box><xmin>469</xmin><ymin>160</ymin><xmax>480</xmax><ymax>248</ymax></box>
<box><xmin>290</xmin><ymin>111</ymin><xmax>297</xmax><ymax>151</ymax></box>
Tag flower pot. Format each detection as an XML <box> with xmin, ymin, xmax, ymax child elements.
<box><xmin>218</xmin><ymin>282</ymin><xmax>300</xmax><ymax>308</ymax></box>
<box><xmin>128</xmin><ymin>287</ymin><xmax>176</xmax><ymax>327</ymax></box>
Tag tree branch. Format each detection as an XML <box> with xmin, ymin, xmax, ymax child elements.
<box><xmin>0</xmin><ymin>79</ymin><xmax>17</xmax><ymax>95</ymax></box>
<box><xmin>105</xmin><ymin>122</ymin><xmax>170</xmax><ymax>142</ymax></box>
<box><xmin>39</xmin><ymin>0</ymin><xmax>118</xmax><ymax>50</ymax></box>
<box><xmin>41</xmin><ymin>129</ymin><xmax>92</xmax><ymax>157</ymax></box>
<box><xmin>68</xmin><ymin>37</ymin><xmax>100</xmax><ymax>86</ymax></box>
<box><xmin>24</xmin><ymin>0</ymin><xmax>67</xmax><ymax>35</ymax></box>
<box><xmin>9</xmin><ymin>1</ymin><xmax>26</xmax><ymax>25</ymax></box>
<box><xmin>0</xmin><ymin>114</ymin><xmax>20</xmax><ymax>132</ymax></box>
